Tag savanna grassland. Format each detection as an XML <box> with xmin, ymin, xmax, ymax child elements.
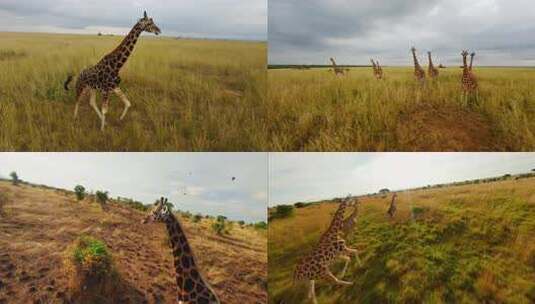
<box><xmin>0</xmin><ymin>32</ymin><xmax>267</xmax><ymax>151</ymax></box>
<box><xmin>268</xmin><ymin>67</ymin><xmax>535</xmax><ymax>151</ymax></box>
<box><xmin>268</xmin><ymin>176</ymin><xmax>535</xmax><ymax>303</ymax></box>
<box><xmin>0</xmin><ymin>180</ymin><xmax>267</xmax><ymax>303</ymax></box>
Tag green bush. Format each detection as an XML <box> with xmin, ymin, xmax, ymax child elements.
<box><xmin>217</xmin><ymin>215</ymin><xmax>227</xmax><ymax>222</ymax></box>
<box><xmin>71</xmin><ymin>236</ymin><xmax>112</xmax><ymax>276</ymax></box>
<box><xmin>212</xmin><ymin>220</ymin><xmax>227</xmax><ymax>235</ymax></box>
<box><xmin>9</xmin><ymin>171</ymin><xmax>19</xmax><ymax>186</ymax></box>
<box><xmin>254</xmin><ymin>221</ymin><xmax>267</xmax><ymax>230</ymax></box>
<box><xmin>193</xmin><ymin>214</ymin><xmax>203</xmax><ymax>223</ymax></box>
<box><xmin>74</xmin><ymin>185</ymin><xmax>86</xmax><ymax>201</ymax></box>
<box><xmin>95</xmin><ymin>191</ymin><xmax>108</xmax><ymax>205</ymax></box>
<box><xmin>275</xmin><ymin>205</ymin><xmax>294</xmax><ymax>219</ymax></box>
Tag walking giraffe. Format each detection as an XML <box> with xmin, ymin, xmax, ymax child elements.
<box><xmin>461</xmin><ymin>50</ymin><xmax>478</xmax><ymax>103</ymax></box>
<box><xmin>142</xmin><ymin>197</ymin><xmax>220</xmax><ymax>304</ymax></box>
<box><xmin>427</xmin><ymin>51</ymin><xmax>439</xmax><ymax>78</ymax></box>
<box><xmin>64</xmin><ymin>11</ymin><xmax>161</xmax><ymax>130</ymax></box>
<box><xmin>411</xmin><ymin>47</ymin><xmax>426</xmax><ymax>84</ymax></box>
<box><xmin>329</xmin><ymin>57</ymin><xmax>345</xmax><ymax>76</ymax></box>
<box><xmin>294</xmin><ymin>196</ymin><xmax>360</xmax><ymax>304</ymax></box>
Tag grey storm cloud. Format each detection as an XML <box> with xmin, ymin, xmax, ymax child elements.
<box><xmin>269</xmin><ymin>0</ymin><xmax>535</xmax><ymax>66</ymax></box>
<box><xmin>0</xmin><ymin>0</ymin><xmax>267</xmax><ymax>40</ymax></box>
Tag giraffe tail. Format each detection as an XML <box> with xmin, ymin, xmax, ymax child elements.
<box><xmin>63</xmin><ymin>73</ymin><xmax>74</xmax><ymax>91</ymax></box>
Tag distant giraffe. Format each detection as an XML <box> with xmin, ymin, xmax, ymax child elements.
<box><xmin>461</xmin><ymin>50</ymin><xmax>478</xmax><ymax>102</ymax></box>
<box><xmin>143</xmin><ymin>197</ymin><xmax>220</xmax><ymax>304</ymax></box>
<box><xmin>411</xmin><ymin>47</ymin><xmax>426</xmax><ymax>84</ymax></box>
<box><xmin>427</xmin><ymin>51</ymin><xmax>439</xmax><ymax>78</ymax></box>
<box><xmin>370</xmin><ymin>59</ymin><xmax>384</xmax><ymax>80</ymax></box>
<box><xmin>329</xmin><ymin>57</ymin><xmax>345</xmax><ymax>76</ymax></box>
<box><xmin>294</xmin><ymin>196</ymin><xmax>359</xmax><ymax>304</ymax></box>
<box><xmin>64</xmin><ymin>11</ymin><xmax>161</xmax><ymax>130</ymax></box>
<box><xmin>342</xmin><ymin>199</ymin><xmax>359</xmax><ymax>235</ymax></box>
<box><xmin>386</xmin><ymin>193</ymin><xmax>397</xmax><ymax>218</ymax></box>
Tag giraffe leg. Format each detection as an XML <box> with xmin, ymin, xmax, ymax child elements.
<box><xmin>89</xmin><ymin>89</ymin><xmax>104</xmax><ymax>122</ymax></box>
<box><xmin>338</xmin><ymin>255</ymin><xmax>351</xmax><ymax>278</ymax></box>
<box><xmin>345</xmin><ymin>246</ymin><xmax>362</xmax><ymax>266</ymax></box>
<box><xmin>325</xmin><ymin>268</ymin><xmax>352</xmax><ymax>286</ymax></box>
<box><xmin>113</xmin><ymin>87</ymin><xmax>131</xmax><ymax>120</ymax></box>
<box><xmin>74</xmin><ymin>87</ymin><xmax>88</xmax><ymax>119</ymax></box>
<box><xmin>308</xmin><ymin>280</ymin><xmax>317</xmax><ymax>304</ymax></box>
<box><xmin>100</xmin><ymin>91</ymin><xmax>110</xmax><ymax>131</ymax></box>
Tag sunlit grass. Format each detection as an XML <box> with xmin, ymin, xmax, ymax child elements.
<box><xmin>268</xmin><ymin>67</ymin><xmax>535</xmax><ymax>151</ymax></box>
<box><xmin>0</xmin><ymin>32</ymin><xmax>267</xmax><ymax>151</ymax></box>
<box><xmin>268</xmin><ymin>178</ymin><xmax>535</xmax><ymax>303</ymax></box>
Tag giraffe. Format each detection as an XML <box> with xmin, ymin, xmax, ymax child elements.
<box><xmin>329</xmin><ymin>57</ymin><xmax>345</xmax><ymax>76</ymax></box>
<box><xmin>370</xmin><ymin>59</ymin><xmax>384</xmax><ymax>80</ymax></box>
<box><xmin>427</xmin><ymin>51</ymin><xmax>439</xmax><ymax>78</ymax></box>
<box><xmin>386</xmin><ymin>193</ymin><xmax>397</xmax><ymax>218</ymax></box>
<box><xmin>461</xmin><ymin>50</ymin><xmax>478</xmax><ymax>103</ymax></box>
<box><xmin>294</xmin><ymin>196</ymin><xmax>359</xmax><ymax>304</ymax></box>
<box><xmin>342</xmin><ymin>199</ymin><xmax>359</xmax><ymax>236</ymax></box>
<box><xmin>64</xmin><ymin>11</ymin><xmax>161</xmax><ymax>131</ymax></box>
<box><xmin>142</xmin><ymin>197</ymin><xmax>220</xmax><ymax>304</ymax></box>
<box><xmin>411</xmin><ymin>47</ymin><xmax>426</xmax><ymax>84</ymax></box>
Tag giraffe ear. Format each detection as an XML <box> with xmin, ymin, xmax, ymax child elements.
<box><xmin>144</xmin><ymin>11</ymin><xmax>148</xmax><ymax>19</ymax></box>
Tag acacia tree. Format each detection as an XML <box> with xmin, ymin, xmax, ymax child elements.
<box><xmin>74</xmin><ymin>185</ymin><xmax>86</xmax><ymax>201</ymax></box>
<box><xmin>96</xmin><ymin>191</ymin><xmax>109</xmax><ymax>205</ymax></box>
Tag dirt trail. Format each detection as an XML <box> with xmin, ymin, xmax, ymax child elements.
<box><xmin>0</xmin><ymin>182</ymin><xmax>267</xmax><ymax>304</ymax></box>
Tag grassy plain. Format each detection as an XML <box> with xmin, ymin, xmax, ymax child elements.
<box><xmin>268</xmin><ymin>177</ymin><xmax>535</xmax><ymax>303</ymax></box>
<box><xmin>0</xmin><ymin>180</ymin><xmax>267</xmax><ymax>303</ymax></box>
<box><xmin>0</xmin><ymin>32</ymin><xmax>267</xmax><ymax>151</ymax></box>
<box><xmin>268</xmin><ymin>67</ymin><xmax>535</xmax><ymax>151</ymax></box>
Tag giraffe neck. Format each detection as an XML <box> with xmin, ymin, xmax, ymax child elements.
<box><xmin>164</xmin><ymin>213</ymin><xmax>209</xmax><ymax>299</ymax></box>
<box><xmin>390</xmin><ymin>195</ymin><xmax>396</xmax><ymax>207</ymax></box>
<box><xmin>320</xmin><ymin>200</ymin><xmax>348</xmax><ymax>242</ymax></box>
<box><xmin>462</xmin><ymin>55</ymin><xmax>469</xmax><ymax>73</ymax></box>
<box><xmin>412</xmin><ymin>51</ymin><xmax>421</xmax><ymax>69</ymax></box>
<box><xmin>103</xmin><ymin>22</ymin><xmax>144</xmax><ymax>71</ymax></box>
<box><xmin>428</xmin><ymin>53</ymin><xmax>434</xmax><ymax>68</ymax></box>
<box><xmin>469</xmin><ymin>55</ymin><xmax>474</xmax><ymax>70</ymax></box>
<box><xmin>330</xmin><ymin>59</ymin><xmax>337</xmax><ymax>68</ymax></box>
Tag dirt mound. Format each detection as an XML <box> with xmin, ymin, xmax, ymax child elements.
<box><xmin>397</xmin><ymin>103</ymin><xmax>496</xmax><ymax>151</ymax></box>
<box><xmin>0</xmin><ymin>181</ymin><xmax>267</xmax><ymax>303</ymax></box>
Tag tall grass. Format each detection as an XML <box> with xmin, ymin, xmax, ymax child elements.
<box><xmin>0</xmin><ymin>32</ymin><xmax>267</xmax><ymax>151</ymax></box>
<box><xmin>268</xmin><ymin>67</ymin><xmax>535</xmax><ymax>151</ymax></box>
<box><xmin>268</xmin><ymin>178</ymin><xmax>535</xmax><ymax>303</ymax></box>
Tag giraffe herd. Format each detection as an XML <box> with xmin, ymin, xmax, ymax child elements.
<box><xmin>328</xmin><ymin>46</ymin><xmax>479</xmax><ymax>101</ymax></box>
<box><xmin>293</xmin><ymin>193</ymin><xmax>398</xmax><ymax>304</ymax></box>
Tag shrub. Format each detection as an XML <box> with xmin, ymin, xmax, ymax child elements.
<box><xmin>217</xmin><ymin>215</ymin><xmax>227</xmax><ymax>222</ymax></box>
<box><xmin>254</xmin><ymin>221</ymin><xmax>267</xmax><ymax>230</ymax></box>
<box><xmin>95</xmin><ymin>191</ymin><xmax>108</xmax><ymax>205</ymax></box>
<box><xmin>294</xmin><ymin>202</ymin><xmax>306</xmax><ymax>208</ymax></box>
<box><xmin>238</xmin><ymin>220</ymin><xmax>245</xmax><ymax>226</ymax></box>
<box><xmin>71</xmin><ymin>236</ymin><xmax>112</xmax><ymax>275</ymax></box>
<box><xmin>74</xmin><ymin>185</ymin><xmax>86</xmax><ymax>201</ymax></box>
<box><xmin>0</xmin><ymin>192</ymin><xmax>7</xmax><ymax>215</ymax></box>
<box><xmin>275</xmin><ymin>205</ymin><xmax>294</xmax><ymax>219</ymax></box>
<box><xmin>9</xmin><ymin>171</ymin><xmax>19</xmax><ymax>186</ymax></box>
<box><xmin>182</xmin><ymin>211</ymin><xmax>192</xmax><ymax>219</ymax></box>
<box><xmin>212</xmin><ymin>220</ymin><xmax>226</xmax><ymax>235</ymax></box>
<box><xmin>192</xmin><ymin>214</ymin><xmax>203</xmax><ymax>223</ymax></box>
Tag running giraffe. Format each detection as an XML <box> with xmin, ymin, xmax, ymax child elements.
<box><xmin>294</xmin><ymin>196</ymin><xmax>359</xmax><ymax>304</ymax></box>
<box><xmin>142</xmin><ymin>197</ymin><xmax>220</xmax><ymax>304</ymax></box>
<box><xmin>411</xmin><ymin>47</ymin><xmax>426</xmax><ymax>84</ymax></box>
<box><xmin>64</xmin><ymin>11</ymin><xmax>161</xmax><ymax>130</ymax></box>
<box><xmin>427</xmin><ymin>51</ymin><xmax>439</xmax><ymax>78</ymax></box>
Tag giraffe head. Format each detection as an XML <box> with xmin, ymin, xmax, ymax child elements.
<box><xmin>470</xmin><ymin>52</ymin><xmax>476</xmax><ymax>58</ymax></box>
<box><xmin>142</xmin><ymin>197</ymin><xmax>172</xmax><ymax>224</ymax></box>
<box><xmin>411</xmin><ymin>47</ymin><xmax>416</xmax><ymax>53</ymax></box>
<box><xmin>139</xmin><ymin>11</ymin><xmax>161</xmax><ymax>35</ymax></box>
<box><xmin>461</xmin><ymin>50</ymin><xmax>469</xmax><ymax>58</ymax></box>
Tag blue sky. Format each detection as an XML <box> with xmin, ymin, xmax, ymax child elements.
<box><xmin>269</xmin><ymin>153</ymin><xmax>535</xmax><ymax>205</ymax></box>
<box><xmin>0</xmin><ymin>0</ymin><xmax>267</xmax><ymax>40</ymax></box>
<box><xmin>0</xmin><ymin>153</ymin><xmax>268</xmax><ymax>222</ymax></box>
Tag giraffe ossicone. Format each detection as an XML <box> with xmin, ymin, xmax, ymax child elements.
<box><xmin>65</xmin><ymin>11</ymin><xmax>161</xmax><ymax>131</ymax></box>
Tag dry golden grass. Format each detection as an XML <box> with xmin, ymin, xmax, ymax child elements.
<box><xmin>268</xmin><ymin>67</ymin><xmax>535</xmax><ymax>151</ymax></box>
<box><xmin>0</xmin><ymin>180</ymin><xmax>267</xmax><ymax>303</ymax></box>
<box><xmin>269</xmin><ymin>177</ymin><xmax>535</xmax><ymax>303</ymax></box>
<box><xmin>0</xmin><ymin>32</ymin><xmax>267</xmax><ymax>151</ymax></box>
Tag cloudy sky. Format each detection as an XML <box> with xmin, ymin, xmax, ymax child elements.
<box><xmin>269</xmin><ymin>153</ymin><xmax>535</xmax><ymax>205</ymax></box>
<box><xmin>0</xmin><ymin>0</ymin><xmax>266</xmax><ymax>40</ymax></box>
<box><xmin>0</xmin><ymin>153</ymin><xmax>267</xmax><ymax>222</ymax></box>
<box><xmin>269</xmin><ymin>0</ymin><xmax>535</xmax><ymax>66</ymax></box>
